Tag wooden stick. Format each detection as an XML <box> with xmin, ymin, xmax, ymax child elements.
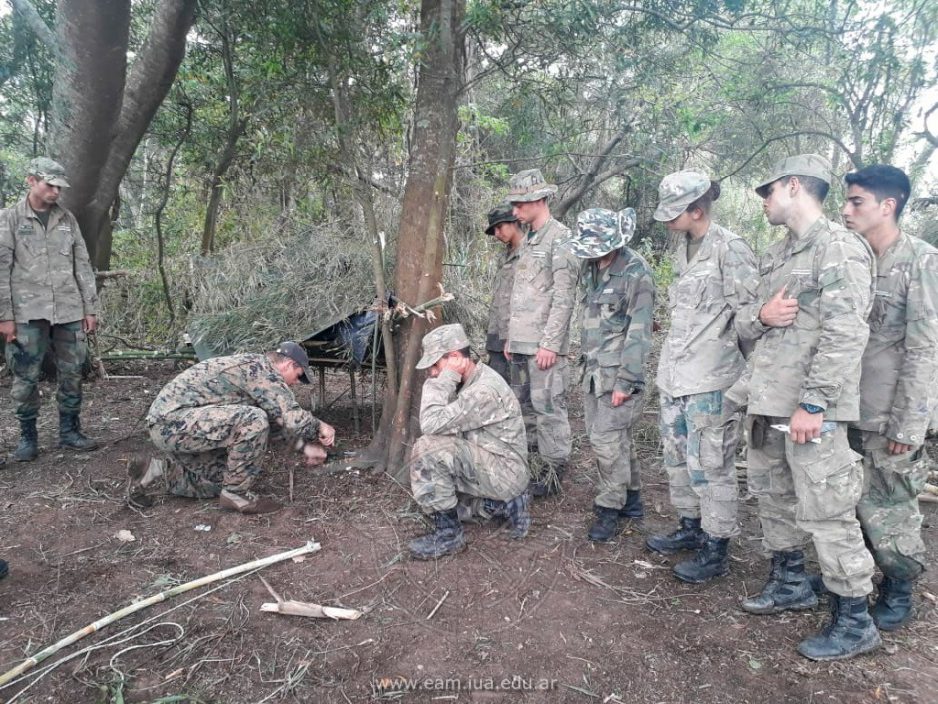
<box><xmin>426</xmin><ymin>589</ymin><xmax>450</xmax><ymax>620</ymax></box>
<box><xmin>917</xmin><ymin>493</ymin><xmax>938</xmax><ymax>503</ymax></box>
<box><xmin>0</xmin><ymin>540</ymin><xmax>321</xmax><ymax>687</ymax></box>
<box><xmin>260</xmin><ymin>601</ymin><xmax>362</xmax><ymax>620</ymax></box>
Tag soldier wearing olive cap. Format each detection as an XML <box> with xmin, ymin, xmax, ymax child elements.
<box><xmin>408</xmin><ymin>323</ymin><xmax>530</xmax><ymax>560</ymax></box>
<box><xmin>567</xmin><ymin>208</ymin><xmax>655</xmax><ymax>542</ymax></box>
<box><xmin>645</xmin><ymin>171</ymin><xmax>758</xmax><ymax>585</ymax></box>
<box><xmin>730</xmin><ymin>154</ymin><xmax>880</xmax><ymax>662</ymax></box>
<box><xmin>505</xmin><ymin>168</ymin><xmax>580</xmax><ymax>495</ymax></box>
<box><xmin>484</xmin><ymin>204</ymin><xmax>525</xmax><ymax>382</ymax></box>
<box><xmin>0</xmin><ymin>157</ymin><xmax>100</xmax><ymax>462</ymax></box>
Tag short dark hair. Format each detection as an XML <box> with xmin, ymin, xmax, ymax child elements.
<box><xmin>784</xmin><ymin>174</ymin><xmax>829</xmax><ymax>202</ymax></box>
<box><xmin>844</xmin><ymin>164</ymin><xmax>911</xmax><ymax>220</ymax></box>
<box><xmin>686</xmin><ymin>182</ymin><xmax>721</xmax><ymax>215</ymax></box>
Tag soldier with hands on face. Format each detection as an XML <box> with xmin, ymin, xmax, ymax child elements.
<box><xmin>646</xmin><ymin>171</ymin><xmax>759</xmax><ymax>584</ymax></box>
<box><xmin>842</xmin><ymin>164</ymin><xmax>937</xmax><ymax>632</ymax></box>
<box><xmin>566</xmin><ymin>208</ymin><xmax>654</xmax><ymax>542</ymax></box>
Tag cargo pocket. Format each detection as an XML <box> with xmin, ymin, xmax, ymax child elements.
<box><xmin>698</xmin><ymin>423</ymin><xmax>726</xmax><ymax>470</ymax></box>
<box><xmin>795</xmin><ymin>444</ymin><xmax>862</xmax><ymax>521</ymax></box>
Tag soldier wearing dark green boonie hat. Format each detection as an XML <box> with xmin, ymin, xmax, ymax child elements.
<box><xmin>566</xmin><ymin>207</ymin><xmax>654</xmax><ymax>542</ymax></box>
<box><xmin>0</xmin><ymin>156</ymin><xmax>99</xmax><ymax>463</ymax></box>
<box><xmin>484</xmin><ymin>204</ymin><xmax>524</xmax><ymax>382</ymax></box>
<box><xmin>408</xmin><ymin>323</ymin><xmax>530</xmax><ymax>560</ymax></box>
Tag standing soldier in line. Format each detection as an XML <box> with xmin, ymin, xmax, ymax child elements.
<box><xmin>408</xmin><ymin>324</ymin><xmax>530</xmax><ymax>560</ymax></box>
<box><xmin>0</xmin><ymin>157</ymin><xmax>99</xmax><ymax>462</ymax></box>
<box><xmin>566</xmin><ymin>208</ymin><xmax>654</xmax><ymax>541</ymax></box>
<box><xmin>484</xmin><ymin>204</ymin><xmax>524</xmax><ymax>383</ymax></box>
<box><xmin>645</xmin><ymin>172</ymin><xmax>759</xmax><ymax>583</ymax></box>
<box><xmin>733</xmin><ymin>154</ymin><xmax>880</xmax><ymax>661</ymax></box>
<box><xmin>842</xmin><ymin>165</ymin><xmax>937</xmax><ymax>632</ymax></box>
<box><xmin>506</xmin><ymin>169</ymin><xmax>580</xmax><ymax>496</ymax></box>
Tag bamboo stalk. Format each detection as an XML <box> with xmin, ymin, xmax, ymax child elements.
<box><xmin>0</xmin><ymin>540</ymin><xmax>321</xmax><ymax>687</ymax></box>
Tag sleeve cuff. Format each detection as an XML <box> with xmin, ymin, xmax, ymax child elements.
<box><xmin>799</xmin><ymin>393</ymin><xmax>828</xmax><ymax>412</ymax></box>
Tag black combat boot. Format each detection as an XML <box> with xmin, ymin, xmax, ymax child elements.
<box><xmin>645</xmin><ymin>516</ymin><xmax>706</xmax><ymax>555</ymax></box>
<box><xmin>13</xmin><ymin>419</ymin><xmax>38</xmax><ymax>462</ymax></box>
<box><xmin>872</xmin><ymin>576</ymin><xmax>915</xmax><ymax>632</ymax></box>
<box><xmin>409</xmin><ymin>509</ymin><xmax>466</xmax><ymax>560</ymax></box>
<box><xmin>619</xmin><ymin>489</ymin><xmax>644</xmax><ymax>519</ymax></box>
<box><xmin>588</xmin><ymin>505</ymin><xmax>621</xmax><ymax>542</ymax></box>
<box><xmin>673</xmin><ymin>536</ymin><xmax>730</xmax><ymax>584</ymax></box>
<box><xmin>741</xmin><ymin>550</ymin><xmax>818</xmax><ymax>614</ymax></box>
<box><xmin>503</xmin><ymin>491</ymin><xmax>531</xmax><ymax>539</ymax></box>
<box><xmin>58</xmin><ymin>412</ymin><xmax>98</xmax><ymax>451</ymax></box>
<box><xmin>797</xmin><ymin>595</ymin><xmax>881</xmax><ymax>661</ymax></box>
<box><xmin>0</xmin><ymin>559</ymin><xmax>7</xmax><ymax>580</ymax></box>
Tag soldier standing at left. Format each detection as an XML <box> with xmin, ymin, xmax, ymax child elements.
<box><xmin>484</xmin><ymin>204</ymin><xmax>524</xmax><ymax>383</ymax></box>
<box><xmin>566</xmin><ymin>208</ymin><xmax>655</xmax><ymax>542</ymax></box>
<box><xmin>0</xmin><ymin>157</ymin><xmax>99</xmax><ymax>461</ymax></box>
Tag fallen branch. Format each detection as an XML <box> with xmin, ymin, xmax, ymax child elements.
<box><xmin>260</xmin><ymin>601</ymin><xmax>362</xmax><ymax>620</ymax></box>
<box><xmin>917</xmin><ymin>493</ymin><xmax>938</xmax><ymax>503</ymax></box>
<box><xmin>0</xmin><ymin>540</ymin><xmax>321</xmax><ymax>687</ymax></box>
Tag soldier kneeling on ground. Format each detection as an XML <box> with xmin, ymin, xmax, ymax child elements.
<box><xmin>128</xmin><ymin>341</ymin><xmax>335</xmax><ymax>513</ymax></box>
<box><xmin>408</xmin><ymin>323</ymin><xmax>531</xmax><ymax>560</ymax></box>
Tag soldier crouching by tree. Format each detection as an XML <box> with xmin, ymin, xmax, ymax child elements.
<box><xmin>128</xmin><ymin>342</ymin><xmax>335</xmax><ymax>514</ymax></box>
<box><xmin>407</xmin><ymin>323</ymin><xmax>531</xmax><ymax>560</ymax></box>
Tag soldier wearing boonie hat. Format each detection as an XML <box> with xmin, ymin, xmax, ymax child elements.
<box><xmin>729</xmin><ymin>153</ymin><xmax>880</xmax><ymax>662</ymax></box>
<box><xmin>566</xmin><ymin>208</ymin><xmax>654</xmax><ymax>542</ymax></box>
<box><xmin>504</xmin><ymin>168</ymin><xmax>579</xmax><ymax>495</ymax></box>
<box><xmin>0</xmin><ymin>156</ymin><xmax>99</xmax><ymax>464</ymax></box>
<box><xmin>408</xmin><ymin>323</ymin><xmax>530</xmax><ymax>560</ymax></box>
<box><xmin>483</xmin><ymin>204</ymin><xmax>524</xmax><ymax>382</ymax></box>
<box><xmin>646</xmin><ymin>170</ymin><xmax>759</xmax><ymax>586</ymax></box>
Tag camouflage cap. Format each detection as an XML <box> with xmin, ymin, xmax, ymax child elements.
<box><xmin>416</xmin><ymin>323</ymin><xmax>471</xmax><ymax>370</ymax></box>
<box><xmin>276</xmin><ymin>341</ymin><xmax>311</xmax><ymax>384</ymax></box>
<box><xmin>653</xmin><ymin>171</ymin><xmax>710</xmax><ymax>222</ymax></box>
<box><xmin>567</xmin><ymin>207</ymin><xmax>637</xmax><ymax>258</ymax></box>
<box><xmin>507</xmin><ymin>169</ymin><xmax>557</xmax><ymax>203</ymax></box>
<box><xmin>755</xmin><ymin>153</ymin><xmax>832</xmax><ymax>197</ymax></box>
<box><xmin>27</xmin><ymin>156</ymin><xmax>70</xmax><ymax>187</ymax></box>
<box><xmin>485</xmin><ymin>203</ymin><xmax>518</xmax><ymax>235</ymax></box>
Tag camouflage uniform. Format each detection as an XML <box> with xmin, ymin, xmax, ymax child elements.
<box><xmin>850</xmin><ymin>233</ymin><xmax>938</xmax><ymax>580</ymax></box>
<box><xmin>0</xmin><ymin>192</ymin><xmax>98</xmax><ymax>422</ymax></box>
<box><xmin>146</xmin><ymin>354</ymin><xmax>322</xmax><ymax>497</ymax></box>
<box><xmin>411</xmin><ymin>352</ymin><xmax>528</xmax><ymax>513</ymax></box>
<box><xmin>734</xmin><ymin>215</ymin><xmax>876</xmax><ymax>597</ymax></box>
<box><xmin>486</xmin><ymin>244</ymin><xmax>521</xmax><ymax>383</ymax></box>
<box><xmin>656</xmin><ymin>213</ymin><xmax>759</xmax><ymax>539</ymax></box>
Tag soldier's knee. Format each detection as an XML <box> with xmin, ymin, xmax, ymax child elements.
<box><xmin>237</xmin><ymin>407</ymin><xmax>269</xmax><ymax>439</ymax></box>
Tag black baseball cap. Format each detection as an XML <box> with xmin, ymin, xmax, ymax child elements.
<box><xmin>276</xmin><ymin>341</ymin><xmax>311</xmax><ymax>384</ymax></box>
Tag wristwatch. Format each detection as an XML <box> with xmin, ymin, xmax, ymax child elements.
<box><xmin>799</xmin><ymin>402</ymin><xmax>824</xmax><ymax>414</ymax></box>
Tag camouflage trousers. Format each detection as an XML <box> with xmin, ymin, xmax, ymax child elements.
<box><xmin>148</xmin><ymin>405</ymin><xmax>269</xmax><ymax>498</ymax></box>
<box><xmin>4</xmin><ymin>320</ymin><xmax>86</xmax><ymax>421</ymax></box>
<box><xmin>850</xmin><ymin>429</ymin><xmax>928</xmax><ymax>580</ymax></box>
<box><xmin>747</xmin><ymin>416</ymin><xmax>874</xmax><ymax>597</ymax></box>
<box><xmin>583</xmin><ymin>389</ymin><xmax>642</xmax><ymax>509</ymax></box>
<box><xmin>486</xmin><ymin>349</ymin><xmax>511</xmax><ymax>384</ymax></box>
<box><xmin>659</xmin><ymin>391</ymin><xmax>740</xmax><ymax>538</ymax></box>
<box><xmin>509</xmin><ymin>354</ymin><xmax>571</xmax><ymax>464</ymax></box>
<box><xmin>409</xmin><ymin>434</ymin><xmax>529</xmax><ymax>514</ymax></box>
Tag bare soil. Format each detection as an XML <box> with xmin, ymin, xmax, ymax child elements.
<box><xmin>0</xmin><ymin>362</ymin><xmax>936</xmax><ymax>703</ymax></box>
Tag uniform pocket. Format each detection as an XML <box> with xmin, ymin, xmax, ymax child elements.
<box><xmin>698</xmin><ymin>425</ymin><xmax>726</xmax><ymax>469</ymax></box>
<box><xmin>796</xmin><ymin>443</ymin><xmax>862</xmax><ymax>520</ymax></box>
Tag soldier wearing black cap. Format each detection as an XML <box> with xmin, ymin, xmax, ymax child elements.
<box><xmin>484</xmin><ymin>203</ymin><xmax>524</xmax><ymax>382</ymax></box>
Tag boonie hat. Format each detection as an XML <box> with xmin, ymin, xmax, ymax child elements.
<box><xmin>485</xmin><ymin>203</ymin><xmax>518</xmax><ymax>235</ymax></box>
<box><xmin>567</xmin><ymin>208</ymin><xmax>637</xmax><ymax>259</ymax></box>
<box><xmin>507</xmin><ymin>169</ymin><xmax>557</xmax><ymax>203</ymax></box>
<box><xmin>755</xmin><ymin>154</ymin><xmax>832</xmax><ymax>198</ymax></box>
<box><xmin>276</xmin><ymin>341</ymin><xmax>311</xmax><ymax>384</ymax></box>
<box><xmin>654</xmin><ymin>171</ymin><xmax>710</xmax><ymax>222</ymax></box>
<box><xmin>416</xmin><ymin>323</ymin><xmax>471</xmax><ymax>370</ymax></box>
<box><xmin>27</xmin><ymin>156</ymin><xmax>70</xmax><ymax>188</ymax></box>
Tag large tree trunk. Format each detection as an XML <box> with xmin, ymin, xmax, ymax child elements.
<box><xmin>367</xmin><ymin>0</ymin><xmax>466</xmax><ymax>480</ymax></box>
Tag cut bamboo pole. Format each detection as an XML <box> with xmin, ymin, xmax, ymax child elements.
<box><xmin>260</xmin><ymin>601</ymin><xmax>362</xmax><ymax>620</ymax></box>
<box><xmin>0</xmin><ymin>540</ymin><xmax>321</xmax><ymax>688</ymax></box>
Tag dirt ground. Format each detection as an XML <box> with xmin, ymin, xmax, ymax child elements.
<box><xmin>0</xmin><ymin>362</ymin><xmax>936</xmax><ymax>704</ymax></box>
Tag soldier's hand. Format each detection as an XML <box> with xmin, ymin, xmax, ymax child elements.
<box><xmin>534</xmin><ymin>347</ymin><xmax>557</xmax><ymax>370</ymax></box>
<box><xmin>789</xmin><ymin>407</ymin><xmax>823</xmax><ymax>444</ymax></box>
<box><xmin>0</xmin><ymin>320</ymin><xmax>15</xmax><ymax>343</ymax></box>
<box><xmin>888</xmin><ymin>440</ymin><xmax>912</xmax><ymax>455</ymax></box>
<box><xmin>303</xmin><ymin>442</ymin><xmax>328</xmax><ymax>466</ymax></box>
<box><xmin>318</xmin><ymin>421</ymin><xmax>336</xmax><ymax>447</ymax></box>
<box><xmin>759</xmin><ymin>286</ymin><xmax>799</xmax><ymax>327</ymax></box>
<box><xmin>610</xmin><ymin>390</ymin><xmax>631</xmax><ymax>407</ymax></box>
<box><xmin>82</xmin><ymin>315</ymin><xmax>97</xmax><ymax>333</ymax></box>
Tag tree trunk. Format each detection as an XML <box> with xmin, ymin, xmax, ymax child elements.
<box><xmin>367</xmin><ymin>0</ymin><xmax>466</xmax><ymax>480</ymax></box>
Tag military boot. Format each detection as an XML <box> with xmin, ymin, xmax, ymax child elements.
<box><xmin>0</xmin><ymin>559</ymin><xmax>8</xmax><ymax>580</ymax></box>
<box><xmin>645</xmin><ymin>516</ymin><xmax>706</xmax><ymax>555</ymax></box>
<box><xmin>409</xmin><ymin>509</ymin><xmax>466</xmax><ymax>560</ymax></box>
<box><xmin>218</xmin><ymin>489</ymin><xmax>282</xmax><ymax>514</ymax></box>
<box><xmin>619</xmin><ymin>489</ymin><xmax>644</xmax><ymax>519</ymax></box>
<box><xmin>797</xmin><ymin>596</ymin><xmax>881</xmax><ymax>661</ymax></box>
<box><xmin>673</xmin><ymin>536</ymin><xmax>730</xmax><ymax>584</ymax></box>
<box><xmin>13</xmin><ymin>419</ymin><xmax>38</xmax><ymax>462</ymax></box>
<box><xmin>58</xmin><ymin>413</ymin><xmax>98</xmax><ymax>451</ymax></box>
<box><xmin>503</xmin><ymin>491</ymin><xmax>531</xmax><ymax>539</ymax></box>
<box><xmin>872</xmin><ymin>576</ymin><xmax>915</xmax><ymax>632</ymax></box>
<box><xmin>741</xmin><ymin>550</ymin><xmax>818</xmax><ymax>615</ymax></box>
<box><xmin>588</xmin><ymin>505</ymin><xmax>621</xmax><ymax>542</ymax></box>
<box><xmin>126</xmin><ymin>454</ymin><xmax>167</xmax><ymax>508</ymax></box>
<box><xmin>531</xmin><ymin>462</ymin><xmax>565</xmax><ymax>497</ymax></box>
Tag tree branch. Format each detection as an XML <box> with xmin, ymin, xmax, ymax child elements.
<box><xmin>9</xmin><ymin>0</ymin><xmax>55</xmax><ymax>49</ymax></box>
